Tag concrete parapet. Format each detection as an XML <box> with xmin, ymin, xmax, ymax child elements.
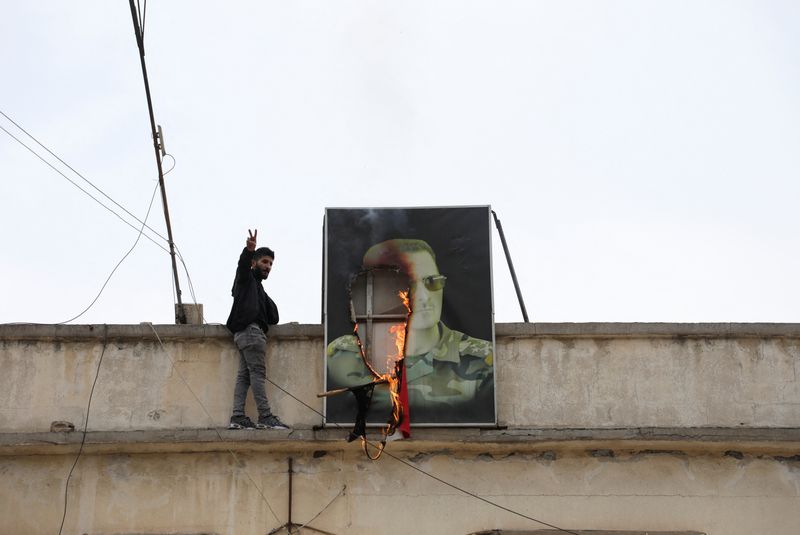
<box><xmin>1</xmin><ymin>323</ymin><xmax>798</xmax><ymax>433</ymax></box>
<box><xmin>1</xmin><ymin>427</ymin><xmax>799</xmax><ymax>457</ymax></box>
<box><xmin>4</xmin><ymin>321</ymin><xmax>800</xmax><ymax>341</ymax></box>
<box><xmin>2</xmin><ymin>323</ymin><xmax>798</xmax><ymax>535</ymax></box>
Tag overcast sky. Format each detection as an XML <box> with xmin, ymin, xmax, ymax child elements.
<box><xmin>1</xmin><ymin>1</ymin><xmax>798</xmax><ymax>326</ymax></box>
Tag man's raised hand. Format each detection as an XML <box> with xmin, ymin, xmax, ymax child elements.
<box><xmin>246</xmin><ymin>229</ymin><xmax>258</xmax><ymax>251</ymax></box>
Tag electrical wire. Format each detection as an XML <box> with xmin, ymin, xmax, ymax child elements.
<box><xmin>137</xmin><ymin>0</ymin><xmax>147</xmax><ymax>40</ymax></box>
<box><xmin>261</xmin><ymin>377</ymin><xmax>582</xmax><ymax>535</ymax></box>
<box><xmin>159</xmin><ymin>154</ymin><xmax>188</xmax><ymax>317</ymax></box>
<box><xmin>0</xmin><ymin>109</ymin><xmax>172</xmax><ymax>248</ymax></box>
<box><xmin>160</xmin><ymin>154</ymin><xmax>202</xmax><ymax>323</ymax></box>
<box><xmin>1</xmin><ymin>111</ymin><xmax>206</xmax><ymax>325</ymax></box>
<box><xmin>295</xmin><ymin>485</ymin><xmax>346</xmax><ymax>533</ymax></box>
<box><xmin>146</xmin><ymin>323</ymin><xmax>281</xmax><ymax>526</ymax></box>
<box><xmin>58</xmin><ymin>325</ymin><xmax>108</xmax><ymax>535</ymax></box>
<box><xmin>266</xmin><ymin>485</ymin><xmax>345</xmax><ymax>535</ymax></box>
<box><xmin>174</xmin><ymin>243</ymin><xmax>206</xmax><ymax>324</ymax></box>
<box><xmin>0</xmin><ymin>122</ymin><xmax>170</xmax><ymax>255</ymax></box>
<box><xmin>143</xmin><ymin>317</ymin><xmax>579</xmax><ymax>533</ymax></box>
<box><xmin>3</xmin><ymin>95</ymin><xmax>573</xmax><ymax>526</ymax></box>
<box><xmin>136</xmin><ymin>0</ymin><xmax>143</xmax><ymax>37</ymax></box>
<box><xmin>58</xmin><ymin>179</ymin><xmax>160</xmax><ymax>324</ymax></box>
<box><xmin>373</xmin><ymin>448</ymin><xmax>580</xmax><ymax>535</ymax></box>
<box><xmin>162</xmin><ymin>153</ymin><xmax>176</xmax><ymax>175</ymax></box>
<box><xmin>159</xmin><ymin>154</ymin><xmax>201</xmax><ymax>322</ymax></box>
<box><xmin>4</xmin><ymin>103</ymin><xmax>572</xmax><ymax>531</ymax></box>
<box><xmin>1</xmin><ymin>111</ymin><xmax>207</xmax><ymax>326</ymax></box>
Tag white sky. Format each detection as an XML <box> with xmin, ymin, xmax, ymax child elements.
<box><xmin>1</xmin><ymin>1</ymin><xmax>798</xmax><ymax>326</ymax></box>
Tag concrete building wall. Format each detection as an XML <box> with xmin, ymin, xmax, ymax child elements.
<box><xmin>1</xmin><ymin>323</ymin><xmax>799</xmax><ymax>433</ymax></box>
<box><xmin>0</xmin><ymin>325</ymin><xmax>324</xmax><ymax>433</ymax></box>
<box><xmin>1</xmin><ymin>323</ymin><xmax>799</xmax><ymax>535</ymax></box>
<box><xmin>1</xmin><ymin>450</ymin><xmax>799</xmax><ymax>534</ymax></box>
<box><xmin>498</xmin><ymin>334</ymin><xmax>800</xmax><ymax>428</ymax></box>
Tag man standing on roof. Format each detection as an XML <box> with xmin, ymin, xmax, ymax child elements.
<box><xmin>226</xmin><ymin>229</ymin><xmax>288</xmax><ymax>430</ymax></box>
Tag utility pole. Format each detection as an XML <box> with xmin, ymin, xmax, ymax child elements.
<box><xmin>128</xmin><ymin>0</ymin><xmax>186</xmax><ymax>324</ymax></box>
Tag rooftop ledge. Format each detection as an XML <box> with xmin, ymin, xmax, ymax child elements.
<box><xmin>2</xmin><ymin>427</ymin><xmax>799</xmax><ymax>457</ymax></box>
<box><xmin>2</xmin><ymin>322</ymin><xmax>800</xmax><ymax>341</ymax></box>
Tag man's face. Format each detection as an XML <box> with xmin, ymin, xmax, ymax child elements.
<box><xmin>252</xmin><ymin>255</ymin><xmax>273</xmax><ymax>280</ymax></box>
<box><xmin>406</xmin><ymin>251</ymin><xmax>443</xmax><ymax>331</ymax></box>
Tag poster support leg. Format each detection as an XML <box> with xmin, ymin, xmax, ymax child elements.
<box><xmin>491</xmin><ymin>210</ymin><xmax>530</xmax><ymax>322</ymax></box>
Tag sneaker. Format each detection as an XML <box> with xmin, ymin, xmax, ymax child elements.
<box><xmin>256</xmin><ymin>415</ymin><xmax>289</xmax><ymax>430</ymax></box>
<box><xmin>228</xmin><ymin>416</ymin><xmax>256</xmax><ymax>429</ymax></box>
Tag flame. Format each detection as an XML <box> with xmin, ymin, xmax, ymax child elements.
<box><xmin>385</xmin><ymin>373</ymin><xmax>401</xmax><ymax>434</ymax></box>
<box><xmin>378</xmin><ymin>322</ymin><xmax>406</xmax><ymax>437</ymax></box>
<box><xmin>378</xmin><ymin>292</ymin><xmax>410</xmax><ymax>372</ymax></box>
<box><xmin>387</xmin><ymin>324</ymin><xmax>405</xmax><ymax>369</ymax></box>
<box><xmin>356</xmin><ymin>288</ymin><xmax>412</xmax><ymax>459</ymax></box>
<box><xmin>390</xmin><ymin>290</ymin><xmax>411</xmax><ymax>431</ymax></box>
<box><xmin>398</xmin><ymin>289</ymin><xmax>410</xmax><ymax>312</ymax></box>
<box><xmin>375</xmin><ymin>290</ymin><xmax>411</xmax><ymax>442</ymax></box>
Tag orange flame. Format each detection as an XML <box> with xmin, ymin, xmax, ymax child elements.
<box><xmin>398</xmin><ymin>289</ymin><xmax>410</xmax><ymax>313</ymax></box>
<box><xmin>357</xmin><ymin>288</ymin><xmax>412</xmax><ymax>459</ymax></box>
<box><xmin>388</xmin><ymin>324</ymin><xmax>405</xmax><ymax>368</ymax></box>
<box><xmin>379</xmin><ymin>322</ymin><xmax>405</xmax><ymax>436</ymax></box>
<box><xmin>376</xmin><ymin>290</ymin><xmax>411</xmax><ymax>440</ymax></box>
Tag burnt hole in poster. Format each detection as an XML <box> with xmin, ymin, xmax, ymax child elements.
<box><xmin>321</xmin><ymin>268</ymin><xmax>411</xmax><ymax>452</ymax></box>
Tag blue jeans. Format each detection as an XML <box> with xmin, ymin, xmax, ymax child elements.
<box><xmin>231</xmin><ymin>323</ymin><xmax>273</xmax><ymax>420</ymax></box>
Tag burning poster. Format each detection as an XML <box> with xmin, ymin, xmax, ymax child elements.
<box><xmin>324</xmin><ymin>206</ymin><xmax>496</xmax><ymax>426</ymax></box>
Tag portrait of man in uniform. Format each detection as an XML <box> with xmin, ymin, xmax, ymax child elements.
<box><xmin>324</xmin><ymin>207</ymin><xmax>496</xmax><ymax>425</ymax></box>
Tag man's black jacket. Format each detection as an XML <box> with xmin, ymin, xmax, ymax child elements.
<box><xmin>225</xmin><ymin>248</ymin><xmax>279</xmax><ymax>334</ymax></box>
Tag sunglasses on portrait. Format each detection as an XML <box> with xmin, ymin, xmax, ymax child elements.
<box><xmin>413</xmin><ymin>274</ymin><xmax>447</xmax><ymax>291</ymax></box>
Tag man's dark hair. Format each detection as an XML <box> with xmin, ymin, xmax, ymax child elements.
<box><xmin>254</xmin><ymin>247</ymin><xmax>275</xmax><ymax>261</ymax></box>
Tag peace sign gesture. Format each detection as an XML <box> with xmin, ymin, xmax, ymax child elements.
<box><xmin>246</xmin><ymin>229</ymin><xmax>258</xmax><ymax>251</ymax></box>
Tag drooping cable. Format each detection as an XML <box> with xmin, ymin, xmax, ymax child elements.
<box><xmin>58</xmin><ymin>179</ymin><xmax>160</xmax><ymax>324</ymax></box>
<box><xmin>262</xmin><ymin>376</ymin><xmax>581</xmax><ymax>535</ymax></box>
<box><xmin>0</xmin><ymin>122</ymin><xmax>170</xmax><ymax>254</ymax></box>
<box><xmin>162</xmin><ymin>153</ymin><xmax>176</xmax><ymax>176</ymax></box>
<box><xmin>144</xmin><ymin>317</ymin><xmax>578</xmax><ymax>534</ymax></box>
<box><xmin>146</xmin><ymin>323</ymin><xmax>281</xmax><ymax>526</ymax></box>
<box><xmin>57</xmin><ymin>325</ymin><xmax>108</xmax><ymax>535</ymax></box>
<box><xmin>2</xmin><ymin>103</ymin><xmax>574</xmax><ymax>529</ymax></box>
<box><xmin>174</xmin><ymin>243</ymin><xmax>206</xmax><ymax>324</ymax></box>
<box><xmin>161</xmin><ymin>154</ymin><xmax>204</xmax><ymax>321</ymax></box>
<box><xmin>0</xmin><ymin>111</ymin><xmax>210</xmax><ymax>325</ymax></box>
<box><xmin>372</xmin><ymin>446</ymin><xmax>580</xmax><ymax>535</ymax></box>
<box><xmin>294</xmin><ymin>485</ymin><xmax>346</xmax><ymax>534</ymax></box>
<box><xmin>0</xmin><ymin>109</ymin><xmax>172</xmax><ymax>246</ymax></box>
<box><xmin>137</xmin><ymin>0</ymin><xmax>147</xmax><ymax>40</ymax></box>
<box><xmin>150</xmin><ymin>153</ymin><xmax>185</xmax><ymax>315</ymax></box>
<box><xmin>0</xmin><ymin>111</ymin><xmax>208</xmax><ymax>325</ymax></box>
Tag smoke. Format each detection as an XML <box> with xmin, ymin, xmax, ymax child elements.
<box><xmin>356</xmin><ymin>208</ymin><xmax>410</xmax><ymax>247</ymax></box>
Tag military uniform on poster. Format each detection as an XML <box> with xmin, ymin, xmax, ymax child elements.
<box><xmin>327</xmin><ymin>322</ymin><xmax>494</xmax><ymax>423</ymax></box>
